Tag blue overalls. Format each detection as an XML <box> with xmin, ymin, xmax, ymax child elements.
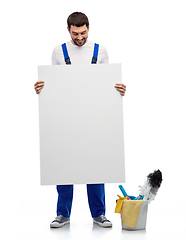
<box><xmin>56</xmin><ymin>43</ymin><xmax>105</xmax><ymax>218</ymax></box>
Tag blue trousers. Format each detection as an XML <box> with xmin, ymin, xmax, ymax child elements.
<box><xmin>56</xmin><ymin>184</ymin><xmax>105</xmax><ymax>218</ymax></box>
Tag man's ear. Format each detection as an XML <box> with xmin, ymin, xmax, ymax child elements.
<box><xmin>67</xmin><ymin>27</ymin><xmax>71</xmax><ymax>34</ymax></box>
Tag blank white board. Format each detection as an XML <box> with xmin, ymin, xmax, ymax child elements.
<box><xmin>38</xmin><ymin>64</ymin><xmax>125</xmax><ymax>185</ymax></box>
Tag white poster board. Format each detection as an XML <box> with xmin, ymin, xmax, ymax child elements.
<box><xmin>38</xmin><ymin>64</ymin><xmax>125</xmax><ymax>185</ymax></box>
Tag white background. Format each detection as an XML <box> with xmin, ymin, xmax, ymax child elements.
<box><xmin>0</xmin><ymin>0</ymin><xmax>186</xmax><ymax>239</ymax></box>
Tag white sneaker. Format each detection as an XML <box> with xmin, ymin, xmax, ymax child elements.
<box><xmin>93</xmin><ymin>214</ymin><xmax>112</xmax><ymax>228</ymax></box>
<box><xmin>50</xmin><ymin>215</ymin><xmax>70</xmax><ymax>228</ymax></box>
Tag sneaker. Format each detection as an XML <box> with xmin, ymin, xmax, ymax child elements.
<box><xmin>93</xmin><ymin>214</ymin><xmax>112</xmax><ymax>228</ymax></box>
<box><xmin>50</xmin><ymin>215</ymin><xmax>70</xmax><ymax>228</ymax></box>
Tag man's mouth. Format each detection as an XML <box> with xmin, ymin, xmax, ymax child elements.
<box><xmin>72</xmin><ymin>37</ymin><xmax>87</xmax><ymax>46</ymax></box>
<box><xmin>75</xmin><ymin>38</ymin><xmax>86</xmax><ymax>45</ymax></box>
<box><xmin>77</xmin><ymin>39</ymin><xmax>84</xmax><ymax>43</ymax></box>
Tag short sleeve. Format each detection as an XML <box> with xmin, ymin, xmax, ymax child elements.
<box><xmin>98</xmin><ymin>45</ymin><xmax>109</xmax><ymax>64</ymax></box>
<box><xmin>51</xmin><ymin>47</ymin><xmax>58</xmax><ymax>65</ymax></box>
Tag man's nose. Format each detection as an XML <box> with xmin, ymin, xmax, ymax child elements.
<box><xmin>77</xmin><ymin>34</ymin><xmax>82</xmax><ymax>40</ymax></box>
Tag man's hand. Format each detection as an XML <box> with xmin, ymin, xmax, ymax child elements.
<box><xmin>34</xmin><ymin>81</ymin><xmax>45</xmax><ymax>94</ymax></box>
<box><xmin>114</xmin><ymin>83</ymin><xmax>126</xmax><ymax>96</ymax></box>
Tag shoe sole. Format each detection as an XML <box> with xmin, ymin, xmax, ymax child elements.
<box><xmin>93</xmin><ymin>220</ymin><xmax>112</xmax><ymax>228</ymax></box>
<box><xmin>50</xmin><ymin>220</ymin><xmax>70</xmax><ymax>228</ymax></box>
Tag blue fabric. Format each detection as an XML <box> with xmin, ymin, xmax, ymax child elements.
<box><xmin>56</xmin><ymin>185</ymin><xmax>73</xmax><ymax>218</ymax></box>
<box><xmin>61</xmin><ymin>43</ymin><xmax>71</xmax><ymax>65</ymax></box>
<box><xmin>92</xmin><ymin>43</ymin><xmax>99</xmax><ymax>64</ymax></box>
<box><xmin>93</xmin><ymin>43</ymin><xmax>99</xmax><ymax>59</ymax></box>
<box><xmin>56</xmin><ymin>184</ymin><xmax>105</xmax><ymax>218</ymax></box>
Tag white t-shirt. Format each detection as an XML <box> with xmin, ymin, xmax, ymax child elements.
<box><xmin>52</xmin><ymin>40</ymin><xmax>109</xmax><ymax>65</ymax></box>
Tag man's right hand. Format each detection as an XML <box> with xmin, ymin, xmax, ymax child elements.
<box><xmin>34</xmin><ymin>81</ymin><xmax>45</xmax><ymax>94</ymax></box>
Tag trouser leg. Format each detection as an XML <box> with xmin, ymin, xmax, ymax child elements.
<box><xmin>87</xmin><ymin>183</ymin><xmax>105</xmax><ymax>218</ymax></box>
<box><xmin>56</xmin><ymin>185</ymin><xmax>73</xmax><ymax>218</ymax></box>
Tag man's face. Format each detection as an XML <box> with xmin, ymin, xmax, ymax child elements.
<box><xmin>68</xmin><ymin>24</ymin><xmax>89</xmax><ymax>46</ymax></box>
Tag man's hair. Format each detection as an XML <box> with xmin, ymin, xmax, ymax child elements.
<box><xmin>67</xmin><ymin>12</ymin><xmax>89</xmax><ymax>30</ymax></box>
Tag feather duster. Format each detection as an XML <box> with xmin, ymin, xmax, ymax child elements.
<box><xmin>138</xmin><ymin>169</ymin><xmax>162</xmax><ymax>203</ymax></box>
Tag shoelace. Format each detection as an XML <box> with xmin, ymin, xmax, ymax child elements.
<box><xmin>100</xmin><ymin>215</ymin><xmax>108</xmax><ymax>222</ymax></box>
<box><xmin>55</xmin><ymin>215</ymin><xmax>63</xmax><ymax>221</ymax></box>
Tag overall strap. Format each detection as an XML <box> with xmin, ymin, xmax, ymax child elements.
<box><xmin>61</xmin><ymin>43</ymin><xmax>71</xmax><ymax>65</ymax></box>
<box><xmin>91</xmin><ymin>43</ymin><xmax>99</xmax><ymax>64</ymax></box>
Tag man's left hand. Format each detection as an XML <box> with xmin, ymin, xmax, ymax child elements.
<box><xmin>114</xmin><ymin>83</ymin><xmax>126</xmax><ymax>96</ymax></box>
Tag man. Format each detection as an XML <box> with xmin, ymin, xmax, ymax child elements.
<box><xmin>34</xmin><ymin>12</ymin><xmax>126</xmax><ymax>228</ymax></box>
